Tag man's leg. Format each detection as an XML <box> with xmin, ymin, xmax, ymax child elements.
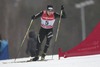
<box><xmin>33</xmin><ymin>29</ymin><xmax>45</xmax><ymax>61</ymax></box>
<box><xmin>32</xmin><ymin>35</ymin><xmax>45</xmax><ymax>61</ymax></box>
<box><xmin>32</xmin><ymin>41</ymin><xmax>40</xmax><ymax>61</ymax></box>
<box><xmin>41</xmin><ymin>32</ymin><xmax>53</xmax><ymax>60</ymax></box>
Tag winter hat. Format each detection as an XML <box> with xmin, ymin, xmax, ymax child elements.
<box><xmin>47</xmin><ymin>5</ymin><xmax>53</xmax><ymax>11</ymax></box>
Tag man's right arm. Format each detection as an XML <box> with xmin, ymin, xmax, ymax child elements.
<box><xmin>31</xmin><ymin>11</ymin><xmax>43</xmax><ymax>20</ymax></box>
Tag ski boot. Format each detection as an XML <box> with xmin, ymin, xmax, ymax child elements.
<box><xmin>41</xmin><ymin>53</ymin><xmax>46</xmax><ymax>60</ymax></box>
<box><xmin>32</xmin><ymin>56</ymin><xmax>39</xmax><ymax>61</ymax></box>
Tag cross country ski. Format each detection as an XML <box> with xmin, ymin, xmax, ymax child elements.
<box><xmin>2</xmin><ymin>59</ymin><xmax>52</xmax><ymax>64</ymax></box>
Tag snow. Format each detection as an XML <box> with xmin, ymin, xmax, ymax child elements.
<box><xmin>0</xmin><ymin>54</ymin><xmax>100</xmax><ymax>67</ymax></box>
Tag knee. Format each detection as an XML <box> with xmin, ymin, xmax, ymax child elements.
<box><xmin>45</xmin><ymin>44</ymin><xmax>49</xmax><ymax>48</ymax></box>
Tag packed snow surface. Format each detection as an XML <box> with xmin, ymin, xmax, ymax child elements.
<box><xmin>0</xmin><ymin>54</ymin><xmax>100</xmax><ymax>67</ymax></box>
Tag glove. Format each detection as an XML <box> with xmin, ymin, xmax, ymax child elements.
<box><xmin>31</xmin><ymin>15</ymin><xmax>35</xmax><ymax>20</ymax></box>
<box><xmin>61</xmin><ymin>5</ymin><xmax>64</xmax><ymax>10</ymax></box>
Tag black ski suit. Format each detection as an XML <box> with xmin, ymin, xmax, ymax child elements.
<box><xmin>31</xmin><ymin>9</ymin><xmax>66</xmax><ymax>57</ymax></box>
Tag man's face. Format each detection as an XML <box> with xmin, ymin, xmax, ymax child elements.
<box><xmin>47</xmin><ymin>10</ymin><xmax>54</xmax><ymax>16</ymax></box>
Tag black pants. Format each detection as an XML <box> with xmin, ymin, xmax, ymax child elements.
<box><xmin>36</xmin><ymin>27</ymin><xmax>53</xmax><ymax>56</ymax></box>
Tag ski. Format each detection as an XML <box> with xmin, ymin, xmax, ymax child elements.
<box><xmin>2</xmin><ymin>60</ymin><xmax>27</xmax><ymax>64</ymax></box>
<box><xmin>2</xmin><ymin>59</ymin><xmax>51</xmax><ymax>64</ymax></box>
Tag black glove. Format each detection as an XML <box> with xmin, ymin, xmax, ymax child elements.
<box><xmin>61</xmin><ymin>5</ymin><xmax>64</xmax><ymax>10</ymax></box>
<box><xmin>31</xmin><ymin>15</ymin><xmax>35</xmax><ymax>20</ymax></box>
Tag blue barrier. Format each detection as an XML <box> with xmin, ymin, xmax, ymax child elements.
<box><xmin>0</xmin><ymin>40</ymin><xmax>9</xmax><ymax>60</ymax></box>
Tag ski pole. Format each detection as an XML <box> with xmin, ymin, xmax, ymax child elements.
<box><xmin>14</xmin><ymin>20</ymin><xmax>33</xmax><ymax>62</ymax></box>
<box><xmin>52</xmin><ymin>10</ymin><xmax>63</xmax><ymax>59</ymax></box>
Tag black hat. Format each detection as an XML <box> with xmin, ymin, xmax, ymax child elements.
<box><xmin>47</xmin><ymin>5</ymin><xmax>53</xmax><ymax>11</ymax></box>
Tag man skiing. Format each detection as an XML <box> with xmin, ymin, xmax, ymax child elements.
<box><xmin>31</xmin><ymin>5</ymin><xmax>66</xmax><ymax>61</ymax></box>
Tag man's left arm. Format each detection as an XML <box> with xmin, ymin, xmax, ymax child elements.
<box><xmin>54</xmin><ymin>5</ymin><xmax>66</xmax><ymax>18</ymax></box>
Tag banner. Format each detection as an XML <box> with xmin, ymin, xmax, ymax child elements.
<box><xmin>59</xmin><ymin>22</ymin><xmax>100</xmax><ymax>59</ymax></box>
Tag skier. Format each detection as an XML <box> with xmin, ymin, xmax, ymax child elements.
<box><xmin>31</xmin><ymin>5</ymin><xmax>66</xmax><ymax>61</ymax></box>
<box><xmin>26</xmin><ymin>31</ymin><xmax>37</xmax><ymax>57</ymax></box>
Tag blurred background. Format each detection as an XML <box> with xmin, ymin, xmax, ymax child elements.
<box><xmin>0</xmin><ymin>0</ymin><xmax>100</xmax><ymax>59</ymax></box>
